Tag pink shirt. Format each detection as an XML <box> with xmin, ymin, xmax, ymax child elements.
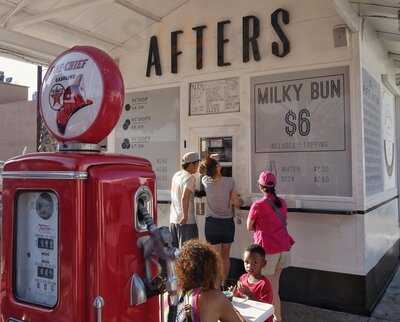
<box><xmin>248</xmin><ymin>195</ymin><xmax>294</xmax><ymax>254</ymax></box>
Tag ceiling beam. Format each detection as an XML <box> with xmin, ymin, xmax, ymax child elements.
<box><xmin>0</xmin><ymin>26</ymin><xmax>67</xmax><ymax>65</ymax></box>
<box><xmin>332</xmin><ymin>0</ymin><xmax>361</xmax><ymax>32</ymax></box>
<box><xmin>0</xmin><ymin>0</ymin><xmax>29</xmax><ymax>27</ymax></box>
<box><xmin>377</xmin><ymin>31</ymin><xmax>400</xmax><ymax>42</ymax></box>
<box><xmin>114</xmin><ymin>0</ymin><xmax>161</xmax><ymax>22</ymax></box>
<box><xmin>361</xmin><ymin>14</ymin><xmax>397</xmax><ymax>20</ymax></box>
<box><xmin>0</xmin><ymin>0</ymin><xmax>122</xmax><ymax>48</ymax></box>
<box><xmin>349</xmin><ymin>1</ymin><xmax>400</xmax><ymax>10</ymax></box>
<box><xmin>47</xmin><ymin>20</ymin><xmax>124</xmax><ymax>48</ymax></box>
<box><xmin>7</xmin><ymin>0</ymin><xmax>113</xmax><ymax>29</ymax></box>
<box><xmin>382</xmin><ymin>74</ymin><xmax>400</xmax><ymax>96</ymax></box>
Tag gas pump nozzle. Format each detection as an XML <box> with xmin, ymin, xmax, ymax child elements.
<box><xmin>137</xmin><ymin>200</ymin><xmax>179</xmax><ymax>306</ymax></box>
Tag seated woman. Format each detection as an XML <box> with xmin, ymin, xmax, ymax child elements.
<box><xmin>175</xmin><ymin>239</ymin><xmax>245</xmax><ymax>322</ymax></box>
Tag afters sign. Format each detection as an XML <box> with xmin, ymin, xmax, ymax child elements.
<box><xmin>146</xmin><ymin>8</ymin><xmax>290</xmax><ymax>77</ymax></box>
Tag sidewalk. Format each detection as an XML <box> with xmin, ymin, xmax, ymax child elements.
<box><xmin>282</xmin><ymin>265</ymin><xmax>400</xmax><ymax>322</ymax></box>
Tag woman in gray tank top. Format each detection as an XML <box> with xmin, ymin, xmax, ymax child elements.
<box><xmin>199</xmin><ymin>156</ymin><xmax>242</xmax><ymax>283</ymax></box>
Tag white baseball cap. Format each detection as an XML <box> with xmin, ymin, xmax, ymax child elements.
<box><xmin>181</xmin><ymin>152</ymin><xmax>200</xmax><ymax>165</ymax></box>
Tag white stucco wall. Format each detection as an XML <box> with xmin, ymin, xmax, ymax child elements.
<box><xmin>113</xmin><ymin>0</ymin><xmax>399</xmax><ymax>275</ymax></box>
<box><xmin>361</xmin><ymin>21</ymin><xmax>399</xmax><ymax>209</ymax></box>
<box><xmin>117</xmin><ymin>0</ymin><xmax>351</xmax><ymax>86</ymax></box>
<box><xmin>113</xmin><ymin>0</ymin><xmax>361</xmax><ymax>207</ymax></box>
<box><xmin>359</xmin><ymin>21</ymin><xmax>400</xmax><ymax>274</ymax></box>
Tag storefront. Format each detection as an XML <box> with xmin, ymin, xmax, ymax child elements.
<box><xmin>107</xmin><ymin>0</ymin><xmax>400</xmax><ymax>315</ymax></box>
<box><xmin>0</xmin><ymin>0</ymin><xmax>398</xmax><ymax>316</ymax></box>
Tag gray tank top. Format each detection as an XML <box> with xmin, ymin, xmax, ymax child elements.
<box><xmin>202</xmin><ymin>176</ymin><xmax>234</xmax><ymax>218</ymax></box>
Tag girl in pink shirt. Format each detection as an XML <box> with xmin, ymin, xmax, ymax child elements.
<box><xmin>247</xmin><ymin>171</ymin><xmax>294</xmax><ymax>322</ymax></box>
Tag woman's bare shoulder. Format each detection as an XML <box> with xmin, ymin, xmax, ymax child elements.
<box><xmin>200</xmin><ymin>289</ymin><xmax>245</xmax><ymax>322</ymax></box>
<box><xmin>202</xmin><ymin>289</ymin><xmax>224</xmax><ymax>300</ymax></box>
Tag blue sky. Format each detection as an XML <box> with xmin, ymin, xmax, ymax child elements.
<box><xmin>0</xmin><ymin>56</ymin><xmax>39</xmax><ymax>100</ymax></box>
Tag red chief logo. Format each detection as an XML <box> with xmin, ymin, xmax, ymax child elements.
<box><xmin>52</xmin><ymin>74</ymin><xmax>93</xmax><ymax>134</ymax></box>
<box><xmin>40</xmin><ymin>46</ymin><xmax>124</xmax><ymax>143</ymax></box>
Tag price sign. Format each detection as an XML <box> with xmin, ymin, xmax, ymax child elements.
<box><xmin>115</xmin><ymin>87</ymin><xmax>180</xmax><ymax>195</ymax></box>
<box><xmin>254</xmin><ymin>73</ymin><xmax>345</xmax><ymax>153</ymax></box>
<box><xmin>251</xmin><ymin>67</ymin><xmax>352</xmax><ymax>196</ymax></box>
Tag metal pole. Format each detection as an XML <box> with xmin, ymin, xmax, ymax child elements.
<box><xmin>36</xmin><ymin>65</ymin><xmax>42</xmax><ymax>151</ymax></box>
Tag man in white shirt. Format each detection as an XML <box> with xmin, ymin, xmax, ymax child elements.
<box><xmin>170</xmin><ymin>151</ymin><xmax>200</xmax><ymax>248</ymax></box>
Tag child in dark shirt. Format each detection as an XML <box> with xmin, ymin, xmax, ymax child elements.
<box><xmin>234</xmin><ymin>244</ymin><xmax>274</xmax><ymax>322</ymax></box>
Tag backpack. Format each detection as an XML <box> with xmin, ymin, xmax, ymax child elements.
<box><xmin>175</xmin><ymin>289</ymin><xmax>201</xmax><ymax>322</ymax></box>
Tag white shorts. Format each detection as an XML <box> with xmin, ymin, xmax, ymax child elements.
<box><xmin>262</xmin><ymin>252</ymin><xmax>291</xmax><ymax>276</ymax></box>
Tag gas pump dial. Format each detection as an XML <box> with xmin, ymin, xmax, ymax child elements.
<box><xmin>14</xmin><ymin>191</ymin><xmax>58</xmax><ymax>308</ymax></box>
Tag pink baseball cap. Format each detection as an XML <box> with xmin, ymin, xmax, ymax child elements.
<box><xmin>258</xmin><ymin>171</ymin><xmax>277</xmax><ymax>187</ymax></box>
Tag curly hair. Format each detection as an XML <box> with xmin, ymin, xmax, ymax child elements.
<box><xmin>176</xmin><ymin>239</ymin><xmax>222</xmax><ymax>292</ymax></box>
<box><xmin>199</xmin><ymin>156</ymin><xmax>218</xmax><ymax>178</ymax></box>
<box><xmin>246</xmin><ymin>244</ymin><xmax>266</xmax><ymax>257</ymax></box>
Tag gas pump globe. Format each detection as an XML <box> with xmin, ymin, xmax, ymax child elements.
<box><xmin>0</xmin><ymin>46</ymin><xmax>177</xmax><ymax>322</ymax></box>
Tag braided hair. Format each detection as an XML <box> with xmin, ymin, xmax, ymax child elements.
<box><xmin>260</xmin><ymin>185</ymin><xmax>282</xmax><ymax>208</ymax></box>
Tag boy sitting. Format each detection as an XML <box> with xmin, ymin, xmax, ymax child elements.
<box><xmin>234</xmin><ymin>244</ymin><xmax>274</xmax><ymax>322</ymax></box>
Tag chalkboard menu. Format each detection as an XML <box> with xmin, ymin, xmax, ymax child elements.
<box><xmin>115</xmin><ymin>87</ymin><xmax>179</xmax><ymax>196</ymax></box>
<box><xmin>251</xmin><ymin>66</ymin><xmax>352</xmax><ymax>196</ymax></box>
<box><xmin>363</xmin><ymin>69</ymin><xmax>383</xmax><ymax>196</ymax></box>
<box><xmin>189</xmin><ymin>77</ymin><xmax>240</xmax><ymax>115</ymax></box>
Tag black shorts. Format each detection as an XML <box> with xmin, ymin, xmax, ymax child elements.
<box><xmin>170</xmin><ymin>223</ymin><xmax>199</xmax><ymax>249</ymax></box>
<box><xmin>205</xmin><ymin>216</ymin><xmax>235</xmax><ymax>245</ymax></box>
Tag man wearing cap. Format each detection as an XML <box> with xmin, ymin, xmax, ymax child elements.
<box><xmin>169</xmin><ymin>152</ymin><xmax>200</xmax><ymax>248</ymax></box>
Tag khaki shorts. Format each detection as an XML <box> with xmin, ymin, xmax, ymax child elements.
<box><xmin>262</xmin><ymin>252</ymin><xmax>291</xmax><ymax>276</ymax></box>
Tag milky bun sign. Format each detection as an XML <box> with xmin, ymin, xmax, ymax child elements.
<box><xmin>40</xmin><ymin>46</ymin><xmax>124</xmax><ymax>143</ymax></box>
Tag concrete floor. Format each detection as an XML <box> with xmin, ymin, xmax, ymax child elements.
<box><xmin>282</xmin><ymin>266</ymin><xmax>400</xmax><ymax>322</ymax></box>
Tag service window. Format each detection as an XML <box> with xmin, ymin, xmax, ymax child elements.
<box><xmin>14</xmin><ymin>191</ymin><xmax>58</xmax><ymax>308</ymax></box>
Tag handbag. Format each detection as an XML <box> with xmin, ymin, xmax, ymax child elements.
<box><xmin>265</xmin><ymin>199</ymin><xmax>295</xmax><ymax>247</ymax></box>
<box><xmin>264</xmin><ymin>199</ymin><xmax>287</xmax><ymax>227</ymax></box>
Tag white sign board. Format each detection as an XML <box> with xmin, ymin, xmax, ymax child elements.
<box><xmin>189</xmin><ymin>77</ymin><xmax>240</xmax><ymax>115</ymax></box>
<box><xmin>363</xmin><ymin>69</ymin><xmax>384</xmax><ymax>196</ymax></box>
<box><xmin>251</xmin><ymin>66</ymin><xmax>352</xmax><ymax>196</ymax></box>
<box><xmin>382</xmin><ymin>87</ymin><xmax>396</xmax><ymax>190</ymax></box>
<box><xmin>115</xmin><ymin>87</ymin><xmax>180</xmax><ymax>197</ymax></box>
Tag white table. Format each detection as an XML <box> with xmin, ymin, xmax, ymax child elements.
<box><xmin>231</xmin><ymin>297</ymin><xmax>274</xmax><ymax>322</ymax></box>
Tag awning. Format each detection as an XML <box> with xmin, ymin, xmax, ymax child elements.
<box><xmin>0</xmin><ymin>0</ymin><xmax>188</xmax><ymax>65</ymax></box>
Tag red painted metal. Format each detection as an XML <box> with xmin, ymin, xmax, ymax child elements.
<box><xmin>0</xmin><ymin>152</ymin><xmax>160</xmax><ymax>322</ymax></box>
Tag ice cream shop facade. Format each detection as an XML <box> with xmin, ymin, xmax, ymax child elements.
<box><xmin>1</xmin><ymin>0</ymin><xmax>399</xmax><ymax>316</ymax></box>
<box><xmin>108</xmin><ymin>0</ymin><xmax>400</xmax><ymax>314</ymax></box>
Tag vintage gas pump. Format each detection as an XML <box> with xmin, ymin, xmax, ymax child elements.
<box><xmin>0</xmin><ymin>46</ymin><xmax>177</xmax><ymax>322</ymax></box>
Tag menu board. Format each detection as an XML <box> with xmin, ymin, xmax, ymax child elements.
<box><xmin>115</xmin><ymin>87</ymin><xmax>179</xmax><ymax>195</ymax></box>
<box><xmin>251</xmin><ymin>66</ymin><xmax>352</xmax><ymax>196</ymax></box>
<box><xmin>189</xmin><ymin>77</ymin><xmax>240</xmax><ymax>115</ymax></box>
<box><xmin>363</xmin><ymin>69</ymin><xmax>383</xmax><ymax>196</ymax></box>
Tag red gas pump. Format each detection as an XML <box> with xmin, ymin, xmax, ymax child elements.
<box><xmin>0</xmin><ymin>46</ymin><xmax>177</xmax><ymax>322</ymax></box>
